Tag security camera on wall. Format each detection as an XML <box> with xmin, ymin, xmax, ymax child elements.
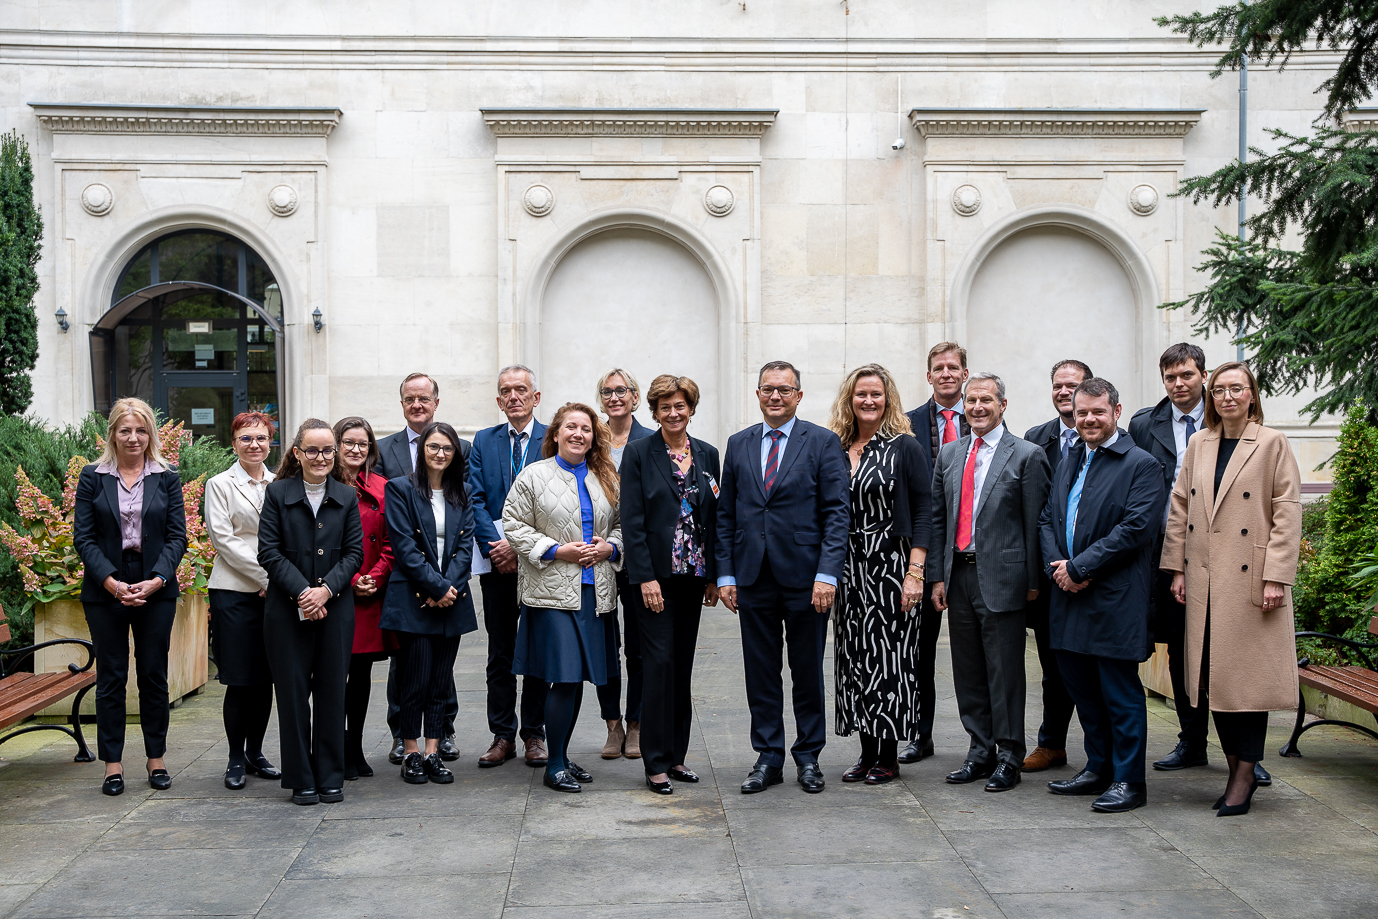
<box><xmin>891</xmin><ymin>138</ymin><xmax>905</xmax><ymax>150</ymax></box>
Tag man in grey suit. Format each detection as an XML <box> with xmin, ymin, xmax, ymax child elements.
<box><xmin>928</xmin><ymin>372</ymin><xmax>1051</xmax><ymax>792</ymax></box>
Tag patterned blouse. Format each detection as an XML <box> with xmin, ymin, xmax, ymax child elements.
<box><xmin>668</xmin><ymin>444</ymin><xmax>707</xmax><ymax>577</ymax></box>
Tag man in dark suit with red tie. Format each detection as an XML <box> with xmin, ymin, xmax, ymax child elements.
<box><xmin>898</xmin><ymin>342</ymin><xmax>970</xmax><ymax>764</ymax></box>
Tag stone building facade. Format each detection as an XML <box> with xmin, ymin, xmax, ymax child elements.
<box><xmin>0</xmin><ymin>2</ymin><xmax>1343</xmax><ymax>476</ymax></box>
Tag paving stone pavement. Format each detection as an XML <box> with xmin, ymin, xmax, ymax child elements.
<box><xmin>2</xmin><ymin>600</ymin><xmax>1376</xmax><ymax>918</ymax></box>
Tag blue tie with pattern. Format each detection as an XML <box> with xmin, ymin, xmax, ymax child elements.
<box><xmin>1065</xmin><ymin>447</ymin><xmax>1095</xmax><ymax>555</ymax></box>
<box><xmin>511</xmin><ymin>431</ymin><xmax>527</xmax><ymax>482</ymax></box>
<box><xmin>1184</xmin><ymin>413</ymin><xmax>1196</xmax><ymax>441</ymax></box>
<box><xmin>763</xmin><ymin>430</ymin><xmax>785</xmax><ymax>495</ymax></box>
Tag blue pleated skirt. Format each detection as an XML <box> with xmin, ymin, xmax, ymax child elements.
<box><xmin>513</xmin><ymin>584</ymin><xmax>607</xmax><ymax>685</ymax></box>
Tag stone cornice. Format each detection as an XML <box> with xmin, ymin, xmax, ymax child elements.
<box><xmin>28</xmin><ymin>103</ymin><xmax>343</xmax><ymax>136</ymax></box>
<box><xmin>482</xmin><ymin>108</ymin><xmax>776</xmax><ymax>138</ymax></box>
<box><xmin>1342</xmin><ymin>108</ymin><xmax>1378</xmax><ymax>131</ymax></box>
<box><xmin>910</xmin><ymin>108</ymin><xmax>1204</xmax><ymax>138</ymax></box>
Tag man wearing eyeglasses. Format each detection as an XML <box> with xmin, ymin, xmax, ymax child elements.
<box><xmin>716</xmin><ymin>360</ymin><xmax>850</xmax><ymax>795</ymax></box>
<box><xmin>376</xmin><ymin>372</ymin><xmax>471</xmax><ymax>765</ymax></box>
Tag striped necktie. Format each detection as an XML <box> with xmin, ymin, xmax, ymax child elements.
<box><xmin>763</xmin><ymin>430</ymin><xmax>785</xmax><ymax>495</ymax></box>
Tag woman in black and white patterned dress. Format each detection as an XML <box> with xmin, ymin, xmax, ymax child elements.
<box><xmin>828</xmin><ymin>364</ymin><xmax>931</xmax><ymax>784</ymax></box>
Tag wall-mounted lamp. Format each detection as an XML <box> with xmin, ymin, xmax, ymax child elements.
<box><xmin>312</xmin><ymin>306</ymin><xmax>323</xmax><ymax>333</ymax></box>
<box><xmin>55</xmin><ymin>307</ymin><xmax>69</xmax><ymax>333</ymax></box>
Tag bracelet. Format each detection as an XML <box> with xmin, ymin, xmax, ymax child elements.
<box><xmin>905</xmin><ymin>570</ymin><xmax>925</xmax><ymax>583</ymax></box>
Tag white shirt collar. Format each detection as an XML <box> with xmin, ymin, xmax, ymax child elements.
<box><xmin>230</xmin><ymin>459</ymin><xmax>273</xmax><ymax>486</ymax></box>
<box><xmin>935</xmin><ymin>400</ymin><xmax>965</xmax><ymax>416</ymax></box>
<box><xmin>1173</xmin><ymin>400</ymin><xmax>1205</xmax><ymax>425</ymax></box>
<box><xmin>507</xmin><ymin>417</ymin><xmax>536</xmax><ymax>439</ymax></box>
<box><xmin>971</xmin><ymin>423</ymin><xmax>1004</xmax><ymax>447</ymax></box>
<box><xmin>1060</xmin><ymin>418</ymin><xmax>1077</xmax><ymax>433</ymax></box>
<box><xmin>407</xmin><ymin>426</ymin><xmax>422</xmax><ymax>445</ymax></box>
<box><xmin>1093</xmin><ymin>430</ymin><xmax>1120</xmax><ymax>452</ymax></box>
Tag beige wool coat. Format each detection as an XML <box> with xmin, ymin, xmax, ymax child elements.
<box><xmin>1160</xmin><ymin>421</ymin><xmax>1302</xmax><ymax>712</ymax></box>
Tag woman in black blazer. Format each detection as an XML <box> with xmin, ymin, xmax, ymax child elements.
<box><xmin>258</xmin><ymin>419</ymin><xmax>363</xmax><ymax>806</ymax></box>
<box><xmin>73</xmin><ymin>398</ymin><xmax>187</xmax><ymax>796</ymax></box>
<box><xmin>382</xmin><ymin>421</ymin><xmax>477</xmax><ymax>785</ymax></box>
<box><xmin>619</xmin><ymin>375</ymin><xmax>720</xmax><ymax>795</ymax></box>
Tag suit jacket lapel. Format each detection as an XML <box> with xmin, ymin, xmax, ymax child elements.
<box><xmin>394</xmin><ymin>434</ymin><xmax>413</xmax><ymax>475</ymax></box>
<box><xmin>1152</xmin><ymin>412</ymin><xmax>1177</xmax><ymax>458</ymax></box>
<box><xmin>419</xmin><ymin>492</ymin><xmax>439</xmax><ymax>565</ymax></box>
<box><xmin>651</xmin><ymin>432</ymin><xmax>679</xmax><ymax>494</ymax></box>
<box><xmin>767</xmin><ymin>423</ymin><xmax>807</xmax><ymax>501</ymax></box>
<box><xmin>141</xmin><ymin>470</ymin><xmax>163</xmax><ymax>525</ymax></box>
<box><xmin>441</xmin><ymin>497</ymin><xmax>461</xmax><ymax>563</ymax></box>
<box><xmin>974</xmin><ymin>435</ymin><xmax>1014</xmax><ymax>521</ymax></box>
<box><xmin>100</xmin><ymin>471</ymin><xmax>120</xmax><ymax>521</ymax></box>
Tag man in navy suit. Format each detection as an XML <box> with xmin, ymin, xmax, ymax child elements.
<box><xmin>716</xmin><ymin>361</ymin><xmax>850</xmax><ymax>795</ymax></box>
<box><xmin>1039</xmin><ymin>378</ymin><xmax>1164</xmax><ymax>813</ymax></box>
<box><xmin>469</xmin><ymin>364</ymin><xmax>549</xmax><ymax>769</ymax></box>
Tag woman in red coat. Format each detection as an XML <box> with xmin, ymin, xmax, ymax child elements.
<box><xmin>335</xmin><ymin>416</ymin><xmax>397</xmax><ymax>779</ymax></box>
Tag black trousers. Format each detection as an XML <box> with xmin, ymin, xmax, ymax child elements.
<box><xmin>82</xmin><ymin>552</ymin><xmax>177</xmax><ymax>763</ymax></box>
<box><xmin>479</xmin><ymin>572</ymin><xmax>547</xmax><ymax>741</ymax></box>
<box><xmin>1026</xmin><ymin>581</ymin><xmax>1076</xmax><ymax>750</ymax></box>
<box><xmin>737</xmin><ymin>555</ymin><xmax>829</xmax><ymax>769</ymax></box>
<box><xmin>264</xmin><ymin>603</ymin><xmax>353</xmax><ymax>790</ymax></box>
<box><xmin>1154</xmin><ymin>569</ymin><xmax>1211</xmax><ymax>750</ymax></box>
<box><xmin>1056</xmin><ymin>650</ymin><xmax>1148</xmax><ymax>783</ymax></box>
<box><xmin>946</xmin><ymin>561</ymin><xmax>1027</xmax><ymax>768</ymax></box>
<box><xmin>912</xmin><ymin>577</ymin><xmax>944</xmax><ymax>741</ymax></box>
<box><xmin>597</xmin><ymin>569</ymin><xmax>645</xmax><ymax>722</ymax></box>
<box><xmin>636</xmin><ymin>575</ymin><xmax>704</xmax><ymax>775</ymax></box>
<box><xmin>395</xmin><ymin>631</ymin><xmax>462</xmax><ymax>740</ymax></box>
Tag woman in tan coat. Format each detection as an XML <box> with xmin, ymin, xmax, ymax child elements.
<box><xmin>1161</xmin><ymin>361</ymin><xmax>1301</xmax><ymax>817</ymax></box>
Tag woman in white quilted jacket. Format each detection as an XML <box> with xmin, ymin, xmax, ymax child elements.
<box><xmin>504</xmin><ymin>402</ymin><xmax>624</xmax><ymax>792</ymax></box>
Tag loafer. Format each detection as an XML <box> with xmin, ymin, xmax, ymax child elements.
<box><xmin>645</xmin><ymin>774</ymin><xmax>673</xmax><ymax>795</ymax></box>
<box><xmin>101</xmin><ymin>773</ymin><xmax>125</xmax><ymax>797</ymax></box>
<box><xmin>740</xmin><ymin>764</ymin><xmax>783</xmax><ymax>794</ymax></box>
<box><xmin>147</xmin><ymin>768</ymin><xmax>172</xmax><ymax>791</ymax></box>
<box><xmin>668</xmin><ymin>767</ymin><xmax>699</xmax><ymax>783</ymax></box>
<box><xmin>292</xmin><ymin>787</ymin><xmax>320</xmax><ymax>806</ymax></box>
<box><xmin>543</xmin><ymin>770</ymin><xmax>581</xmax><ymax>793</ymax></box>
<box><xmin>1091</xmin><ymin>781</ymin><xmax>1147</xmax><ymax>813</ymax></box>
<box><xmin>401</xmin><ymin>751</ymin><xmax>428</xmax><ymax>785</ymax></box>
<box><xmin>1254</xmin><ymin>762</ymin><xmax>1272</xmax><ymax>786</ymax></box>
<box><xmin>1048</xmin><ymin>768</ymin><xmax>1112</xmax><ymax>796</ymax></box>
<box><xmin>842</xmin><ymin>758</ymin><xmax>873</xmax><ymax>783</ymax></box>
<box><xmin>1022</xmin><ymin>746</ymin><xmax>1067</xmax><ymax>772</ymax></box>
<box><xmin>224</xmin><ymin>761</ymin><xmax>247</xmax><ymax>790</ymax></box>
<box><xmin>423</xmin><ymin>753</ymin><xmax>454</xmax><ymax>784</ymax></box>
<box><xmin>388</xmin><ymin>737</ymin><xmax>406</xmax><ymax>765</ymax></box>
<box><xmin>898</xmin><ymin>736</ymin><xmax>934</xmax><ymax>764</ymax></box>
<box><xmin>524</xmin><ymin>737</ymin><xmax>549</xmax><ymax>767</ymax></box>
<box><xmin>437</xmin><ymin>735</ymin><xmax>460</xmax><ymax>762</ymax></box>
<box><xmin>984</xmin><ymin>763</ymin><xmax>1021</xmax><ymax>792</ymax></box>
<box><xmin>1152</xmin><ymin>741</ymin><xmax>1208</xmax><ymax>771</ymax></box>
<box><xmin>945</xmin><ymin>761</ymin><xmax>995</xmax><ymax>784</ymax></box>
<box><xmin>864</xmin><ymin>764</ymin><xmax>898</xmax><ymax>785</ymax></box>
<box><xmin>566</xmin><ymin>761</ymin><xmax>593</xmax><ymax>783</ymax></box>
<box><xmin>797</xmin><ymin>762</ymin><xmax>825</xmax><ymax>793</ymax></box>
<box><xmin>318</xmin><ymin>787</ymin><xmax>344</xmax><ymax>804</ymax></box>
<box><xmin>245</xmin><ymin>754</ymin><xmax>282</xmax><ymax>780</ymax></box>
<box><xmin>479</xmin><ymin>736</ymin><xmax>517</xmax><ymax>768</ymax></box>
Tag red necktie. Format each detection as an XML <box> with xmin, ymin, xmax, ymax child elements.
<box><xmin>956</xmin><ymin>436</ymin><xmax>984</xmax><ymax>551</ymax></box>
<box><xmin>940</xmin><ymin>409</ymin><xmax>958</xmax><ymax>445</ymax></box>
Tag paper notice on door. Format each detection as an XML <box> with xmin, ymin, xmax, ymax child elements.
<box><xmin>191</xmin><ymin>408</ymin><xmax>215</xmax><ymax>425</ymax></box>
<box><xmin>470</xmin><ymin>519</ymin><xmax>504</xmax><ymax>576</ymax></box>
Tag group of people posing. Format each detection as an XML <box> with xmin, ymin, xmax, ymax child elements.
<box><xmin>72</xmin><ymin>340</ymin><xmax>1300</xmax><ymax>818</ymax></box>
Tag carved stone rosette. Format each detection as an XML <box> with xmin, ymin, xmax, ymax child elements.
<box><xmin>704</xmin><ymin>185</ymin><xmax>735</xmax><ymax>217</ymax></box>
<box><xmin>1128</xmin><ymin>184</ymin><xmax>1159</xmax><ymax>216</ymax></box>
<box><xmin>952</xmin><ymin>184</ymin><xmax>982</xmax><ymax>217</ymax></box>
<box><xmin>80</xmin><ymin>182</ymin><xmax>114</xmax><ymax>216</ymax></box>
<box><xmin>267</xmin><ymin>184</ymin><xmax>299</xmax><ymax>217</ymax></box>
<box><xmin>522</xmin><ymin>184</ymin><xmax>555</xmax><ymax>217</ymax></box>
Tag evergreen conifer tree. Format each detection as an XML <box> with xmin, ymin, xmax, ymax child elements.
<box><xmin>0</xmin><ymin>131</ymin><xmax>42</xmax><ymax>416</ymax></box>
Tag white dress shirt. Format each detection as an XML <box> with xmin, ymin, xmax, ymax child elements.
<box><xmin>406</xmin><ymin>427</ymin><xmax>422</xmax><ymax>470</ymax></box>
<box><xmin>962</xmin><ymin>423</ymin><xmax>1004</xmax><ymax>550</ymax></box>
<box><xmin>1166</xmin><ymin>399</ymin><xmax>1206</xmax><ymax>526</ymax></box>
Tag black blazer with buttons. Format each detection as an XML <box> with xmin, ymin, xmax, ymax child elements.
<box><xmin>257</xmin><ymin>475</ymin><xmax>364</xmax><ymax>625</ymax></box>
<box><xmin>381</xmin><ymin>477</ymin><xmax>477</xmax><ymax>638</ymax></box>
<box><xmin>620</xmin><ymin>430</ymin><xmax>721</xmax><ymax>585</ymax></box>
<box><xmin>73</xmin><ymin>464</ymin><xmax>186</xmax><ymax>603</ymax></box>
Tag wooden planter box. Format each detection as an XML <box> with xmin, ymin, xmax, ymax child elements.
<box><xmin>32</xmin><ymin>595</ymin><xmax>209</xmax><ymax>717</ymax></box>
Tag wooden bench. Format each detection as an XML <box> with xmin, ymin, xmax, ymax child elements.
<box><xmin>0</xmin><ymin>604</ymin><xmax>97</xmax><ymax>762</ymax></box>
<box><xmin>1280</xmin><ymin>616</ymin><xmax>1378</xmax><ymax>757</ymax></box>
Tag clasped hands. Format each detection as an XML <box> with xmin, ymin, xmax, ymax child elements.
<box><xmin>297</xmin><ymin>585</ymin><xmax>332</xmax><ymax>620</ymax></box>
<box><xmin>553</xmin><ymin>536</ymin><xmax>615</xmax><ymax>568</ymax></box>
<box><xmin>103</xmin><ymin>575</ymin><xmax>165</xmax><ymax>607</ymax></box>
<box><xmin>1050</xmin><ymin>560</ymin><xmax>1091</xmax><ymax>594</ymax></box>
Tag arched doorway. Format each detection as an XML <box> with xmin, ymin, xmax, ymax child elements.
<box><xmin>539</xmin><ymin>228</ymin><xmax>721</xmax><ymax>445</ymax></box>
<box><xmin>90</xmin><ymin>230</ymin><xmax>284</xmax><ymax>455</ymax></box>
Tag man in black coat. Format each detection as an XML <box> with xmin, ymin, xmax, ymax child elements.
<box><xmin>898</xmin><ymin>341</ymin><xmax>970</xmax><ymax>765</ymax></box>
<box><xmin>1039</xmin><ymin>378</ymin><xmax>1165</xmax><ymax>814</ymax></box>
<box><xmin>1020</xmin><ymin>358</ymin><xmax>1092</xmax><ymax>773</ymax></box>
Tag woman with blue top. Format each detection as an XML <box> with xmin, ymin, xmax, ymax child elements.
<box><xmin>504</xmin><ymin>402</ymin><xmax>624</xmax><ymax>793</ymax></box>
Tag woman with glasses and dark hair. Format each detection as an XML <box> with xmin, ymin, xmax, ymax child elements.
<box><xmin>594</xmin><ymin>369</ymin><xmax>652</xmax><ymax>760</ymax></box>
<box><xmin>382</xmin><ymin>421</ymin><xmax>477</xmax><ymax>785</ymax></box>
<box><xmin>258</xmin><ymin>419</ymin><xmax>363</xmax><ymax>806</ymax></box>
<box><xmin>205</xmin><ymin>411</ymin><xmax>283</xmax><ymax>790</ymax></box>
<box><xmin>1161</xmin><ymin>361</ymin><xmax>1302</xmax><ymax>816</ymax></box>
<box><xmin>334</xmin><ymin>416</ymin><xmax>396</xmax><ymax>780</ymax></box>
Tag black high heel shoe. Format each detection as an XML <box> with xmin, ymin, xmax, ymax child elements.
<box><xmin>645</xmin><ymin>775</ymin><xmax>673</xmax><ymax>795</ymax></box>
<box><xmin>1217</xmin><ymin>778</ymin><xmax>1260</xmax><ymax>817</ymax></box>
<box><xmin>102</xmin><ymin>773</ymin><xmax>125</xmax><ymax>796</ymax></box>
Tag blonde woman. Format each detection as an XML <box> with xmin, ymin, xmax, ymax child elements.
<box><xmin>73</xmin><ymin>398</ymin><xmax>187</xmax><ymax>796</ymax></box>
<box><xmin>826</xmin><ymin>365</ymin><xmax>931</xmax><ymax>785</ymax></box>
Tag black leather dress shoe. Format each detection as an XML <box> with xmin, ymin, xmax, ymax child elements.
<box><xmin>401</xmin><ymin>752</ymin><xmax>428</xmax><ymax>784</ymax></box>
<box><xmin>437</xmin><ymin>735</ymin><xmax>460</xmax><ymax>762</ymax></box>
<box><xmin>245</xmin><ymin>753</ymin><xmax>282</xmax><ymax>780</ymax></box>
<box><xmin>224</xmin><ymin>761</ymin><xmax>247</xmax><ymax>790</ymax></box>
<box><xmin>984</xmin><ymin>763</ymin><xmax>1021</xmax><ymax>792</ymax></box>
<box><xmin>423</xmin><ymin>753</ymin><xmax>454</xmax><ymax>784</ymax></box>
<box><xmin>1048</xmin><ymin>768</ymin><xmax>1112</xmax><ymax>796</ymax></box>
<box><xmin>797</xmin><ymin>762</ymin><xmax>825</xmax><ymax>793</ymax></box>
<box><xmin>543</xmin><ymin>770</ymin><xmax>582</xmax><ymax>793</ymax></box>
<box><xmin>898</xmin><ymin>736</ymin><xmax>934</xmax><ymax>764</ymax></box>
<box><xmin>147</xmin><ymin>768</ymin><xmax>172</xmax><ymax>791</ymax></box>
<box><xmin>945</xmin><ymin>761</ymin><xmax>995</xmax><ymax>784</ymax></box>
<box><xmin>102</xmin><ymin>774</ymin><xmax>125</xmax><ymax>797</ymax></box>
<box><xmin>388</xmin><ymin>737</ymin><xmax>406</xmax><ymax>765</ymax></box>
<box><xmin>668</xmin><ymin>767</ymin><xmax>699</xmax><ymax>783</ymax></box>
<box><xmin>842</xmin><ymin>759</ymin><xmax>873</xmax><ymax>782</ymax></box>
<box><xmin>566</xmin><ymin>761</ymin><xmax>593</xmax><ymax>783</ymax></box>
<box><xmin>1254</xmin><ymin>762</ymin><xmax>1272</xmax><ymax>786</ymax></box>
<box><xmin>740</xmin><ymin>764</ymin><xmax>783</xmax><ymax>794</ymax></box>
<box><xmin>318</xmin><ymin>787</ymin><xmax>344</xmax><ymax>803</ymax></box>
<box><xmin>645</xmin><ymin>775</ymin><xmax>673</xmax><ymax>795</ymax></box>
<box><xmin>1091</xmin><ymin>781</ymin><xmax>1147</xmax><ymax>813</ymax></box>
<box><xmin>1152</xmin><ymin>741</ymin><xmax>1208</xmax><ymax>771</ymax></box>
<box><xmin>292</xmin><ymin>787</ymin><xmax>320</xmax><ymax>806</ymax></box>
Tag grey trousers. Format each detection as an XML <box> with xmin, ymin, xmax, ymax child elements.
<box><xmin>946</xmin><ymin>560</ymin><xmax>1028</xmax><ymax>768</ymax></box>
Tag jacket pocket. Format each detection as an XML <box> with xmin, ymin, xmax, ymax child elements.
<box><xmin>794</xmin><ymin>531</ymin><xmax>821</xmax><ymax>546</ymax></box>
<box><xmin>1251</xmin><ymin>545</ymin><xmax>1267</xmax><ymax>607</ymax></box>
<box><xmin>1001</xmin><ymin>548</ymin><xmax>1025</xmax><ymax>564</ymax></box>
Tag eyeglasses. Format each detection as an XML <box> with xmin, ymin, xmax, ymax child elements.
<box><xmin>600</xmin><ymin>387</ymin><xmax>631</xmax><ymax>398</ymax></box>
<box><xmin>402</xmin><ymin>396</ymin><xmax>435</xmax><ymax>407</ymax></box>
<box><xmin>296</xmin><ymin>446</ymin><xmax>336</xmax><ymax>459</ymax></box>
<box><xmin>424</xmin><ymin>443</ymin><xmax>456</xmax><ymax>456</ymax></box>
<box><xmin>236</xmin><ymin>435</ymin><xmax>270</xmax><ymax>446</ymax></box>
<box><xmin>759</xmin><ymin>386</ymin><xmax>798</xmax><ymax>398</ymax></box>
<box><xmin>340</xmin><ymin>439</ymin><xmax>371</xmax><ymax>452</ymax></box>
<box><xmin>1210</xmin><ymin>385</ymin><xmax>1250</xmax><ymax>399</ymax></box>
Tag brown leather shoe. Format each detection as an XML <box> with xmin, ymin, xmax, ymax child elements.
<box><xmin>624</xmin><ymin>721</ymin><xmax>642</xmax><ymax>759</ymax></box>
<box><xmin>1022</xmin><ymin>746</ymin><xmax>1067</xmax><ymax>772</ymax></box>
<box><xmin>478</xmin><ymin>736</ymin><xmax>516</xmax><ymax>768</ymax></box>
<box><xmin>524</xmin><ymin>737</ymin><xmax>549</xmax><ymax>767</ymax></box>
<box><xmin>601</xmin><ymin>719</ymin><xmax>626</xmax><ymax>759</ymax></box>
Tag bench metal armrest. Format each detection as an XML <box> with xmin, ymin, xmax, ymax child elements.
<box><xmin>1295</xmin><ymin>631</ymin><xmax>1378</xmax><ymax>671</ymax></box>
<box><xmin>0</xmin><ymin>637</ymin><xmax>96</xmax><ymax>679</ymax></box>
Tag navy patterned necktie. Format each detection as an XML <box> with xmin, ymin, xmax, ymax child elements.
<box><xmin>511</xmin><ymin>431</ymin><xmax>527</xmax><ymax>481</ymax></box>
<box><xmin>763</xmin><ymin>430</ymin><xmax>785</xmax><ymax>495</ymax></box>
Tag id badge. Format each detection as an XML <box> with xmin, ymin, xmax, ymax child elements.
<box><xmin>706</xmin><ymin>474</ymin><xmax>721</xmax><ymax>499</ymax></box>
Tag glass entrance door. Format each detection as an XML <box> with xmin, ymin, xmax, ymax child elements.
<box><xmin>164</xmin><ymin>371</ymin><xmax>241</xmax><ymax>448</ymax></box>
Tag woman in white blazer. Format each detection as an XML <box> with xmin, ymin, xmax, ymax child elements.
<box><xmin>205</xmin><ymin>412</ymin><xmax>283</xmax><ymax>790</ymax></box>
